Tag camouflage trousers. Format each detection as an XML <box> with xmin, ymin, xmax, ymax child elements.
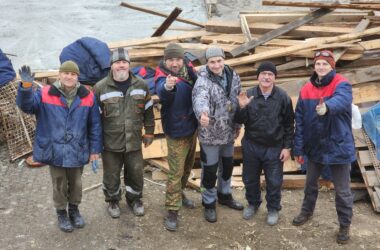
<box><xmin>165</xmin><ymin>133</ymin><xmax>197</xmax><ymax>211</ymax></box>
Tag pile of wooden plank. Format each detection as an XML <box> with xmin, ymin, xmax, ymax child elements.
<box><xmin>29</xmin><ymin>1</ymin><xmax>380</xmax><ymax>209</ymax></box>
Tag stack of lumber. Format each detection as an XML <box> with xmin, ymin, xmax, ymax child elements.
<box><xmin>29</xmin><ymin>1</ymin><xmax>379</xmax><ymax>208</ymax></box>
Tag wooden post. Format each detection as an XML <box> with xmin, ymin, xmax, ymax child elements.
<box><xmin>120</xmin><ymin>1</ymin><xmax>205</xmax><ymax>28</ymax></box>
<box><xmin>151</xmin><ymin>7</ymin><xmax>183</xmax><ymax>37</ymax></box>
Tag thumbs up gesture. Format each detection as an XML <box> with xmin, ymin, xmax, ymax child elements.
<box><xmin>238</xmin><ymin>91</ymin><xmax>254</xmax><ymax>109</ymax></box>
<box><xmin>200</xmin><ymin>112</ymin><xmax>209</xmax><ymax>127</ymax></box>
<box><xmin>164</xmin><ymin>74</ymin><xmax>177</xmax><ymax>91</ymax></box>
<box><xmin>316</xmin><ymin>97</ymin><xmax>327</xmax><ymax>116</ymax></box>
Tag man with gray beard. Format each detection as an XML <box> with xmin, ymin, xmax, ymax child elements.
<box><xmin>94</xmin><ymin>48</ymin><xmax>155</xmax><ymax>218</ymax></box>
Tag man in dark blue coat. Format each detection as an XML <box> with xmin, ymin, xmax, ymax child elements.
<box><xmin>292</xmin><ymin>50</ymin><xmax>355</xmax><ymax>244</ymax></box>
<box><xmin>17</xmin><ymin>61</ymin><xmax>102</xmax><ymax>233</ymax></box>
<box><xmin>155</xmin><ymin>43</ymin><xmax>198</xmax><ymax>231</ymax></box>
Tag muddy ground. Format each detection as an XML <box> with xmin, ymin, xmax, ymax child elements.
<box><xmin>0</xmin><ymin>141</ymin><xmax>379</xmax><ymax>250</ymax></box>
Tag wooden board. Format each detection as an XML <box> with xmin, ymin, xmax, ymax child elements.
<box><xmin>262</xmin><ymin>0</ymin><xmax>380</xmax><ymax>11</ymax></box>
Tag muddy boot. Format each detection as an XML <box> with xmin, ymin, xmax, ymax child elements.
<box><xmin>132</xmin><ymin>199</ymin><xmax>145</xmax><ymax>217</ymax></box>
<box><xmin>107</xmin><ymin>201</ymin><xmax>120</xmax><ymax>219</ymax></box>
<box><xmin>182</xmin><ymin>192</ymin><xmax>195</xmax><ymax>209</ymax></box>
<box><xmin>243</xmin><ymin>205</ymin><xmax>259</xmax><ymax>220</ymax></box>
<box><xmin>68</xmin><ymin>204</ymin><xmax>85</xmax><ymax>228</ymax></box>
<box><xmin>292</xmin><ymin>212</ymin><xmax>312</xmax><ymax>226</ymax></box>
<box><xmin>266</xmin><ymin>210</ymin><xmax>279</xmax><ymax>226</ymax></box>
<box><xmin>164</xmin><ymin>210</ymin><xmax>178</xmax><ymax>231</ymax></box>
<box><xmin>217</xmin><ymin>193</ymin><xmax>244</xmax><ymax>210</ymax></box>
<box><xmin>204</xmin><ymin>208</ymin><xmax>217</xmax><ymax>223</ymax></box>
<box><xmin>336</xmin><ymin>225</ymin><xmax>350</xmax><ymax>244</ymax></box>
<box><xmin>56</xmin><ymin>209</ymin><xmax>74</xmax><ymax>233</ymax></box>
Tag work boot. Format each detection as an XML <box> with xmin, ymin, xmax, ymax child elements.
<box><xmin>56</xmin><ymin>209</ymin><xmax>74</xmax><ymax>233</ymax></box>
<box><xmin>164</xmin><ymin>210</ymin><xmax>178</xmax><ymax>231</ymax></box>
<box><xmin>204</xmin><ymin>208</ymin><xmax>217</xmax><ymax>223</ymax></box>
<box><xmin>292</xmin><ymin>212</ymin><xmax>312</xmax><ymax>226</ymax></box>
<box><xmin>336</xmin><ymin>225</ymin><xmax>350</xmax><ymax>244</ymax></box>
<box><xmin>243</xmin><ymin>204</ymin><xmax>259</xmax><ymax>220</ymax></box>
<box><xmin>182</xmin><ymin>192</ymin><xmax>195</xmax><ymax>209</ymax></box>
<box><xmin>267</xmin><ymin>210</ymin><xmax>279</xmax><ymax>226</ymax></box>
<box><xmin>107</xmin><ymin>201</ymin><xmax>120</xmax><ymax>218</ymax></box>
<box><xmin>68</xmin><ymin>204</ymin><xmax>85</xmax><ymax>228</ymax></box>
<box><xmin>217</xmin><ymin>192</ymin><xmax>244</xmax><ymax>210</ymax></box>
<box><xmin>132</xmin><ymin>200</ymin><xmax>145</xmax><ymax>217</ymax></box>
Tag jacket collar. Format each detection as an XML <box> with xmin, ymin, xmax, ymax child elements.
<box><xmin>310</xmin><ymin>70</ymin><xmax>336</xmax><ymax>87</ymax></box>
<box><xmin>48</xmin><ymin>82</ymin><xmax>90</xmax><ymax>98</ymax></box>
<box><xmin>254</xmin><ymin>85</ymin><xmax>277</xmax><ymax>100</ymax></box>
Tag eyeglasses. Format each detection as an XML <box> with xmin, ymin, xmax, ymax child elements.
<box><xmin>314</xmin><ymin>51</ymin><xmax>333</xmax><ymax>58</ymax></box>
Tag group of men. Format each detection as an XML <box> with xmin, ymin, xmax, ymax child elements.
<box><xmin>16</xmin><ymin>43</ymin><xmax>355</xmax><ymax>244</ymax></box>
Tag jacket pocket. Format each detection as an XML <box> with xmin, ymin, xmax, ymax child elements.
<box><xmin>103</xmin><ymin>97</ymin><xmax>120</xmax><ymax>117</ymax></box>
<box><xmin>35</xmin><ymin>137</ymin><xmax>53</xmax><ymax>163</ymax></box>
<box><xmin>78</xmin><ymin>141</ymin><xmax>90</xmax><ymax>164</ymax></box>
<box><xmin>132</xmin><ymin>94</ymin><xmax>145</xmax><ymax>114</ymax></box>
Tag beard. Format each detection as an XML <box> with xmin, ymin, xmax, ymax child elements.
<box><xmin>113</xmin><ymin>70</ymin><xmax>129</xmax><ymax>81</ymax></box>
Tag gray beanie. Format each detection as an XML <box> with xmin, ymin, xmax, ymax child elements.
<box><xmin>110</xmin><ymin>47</ymin><xmax>130</xmax><ymax>65</ymax></box>
<box><xmin>164</xmin><ymin>43</ymin><xmax>184</xmax><ymax>60</ymax></box>
<box><xmin>205</xmin><ymin>46</ymin><xmax>225</xmax><ymax>60</ymax></box>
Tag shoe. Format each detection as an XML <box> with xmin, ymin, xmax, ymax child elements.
<box><xmin>204</xmin><ymin>208</ymin><xmax>217</xmax><ymax>223</ymax></box>
<box><xmin>336</xmin><ymin>225</ymin><xmax>350</xmax><ymax>244</ymax></box>
<box><xmin>243</xmin><ymin>205</ymin><xmax>259</xmax><ymax>220</ymax></box>
<box><xmin>164</xmin><ymin>210</ymin><xmax>178</xmax><ymax>231</ymax></box>
<box><xmin>68</xmin><ymin>204</ymin><xmax>85</xmax><ymax>228</ymax></box>
<box><xmin>267</xmin><ymin>210</ymin><xmax>279</xmax><ymax>226</ymax></box>
<box><xmin>182</xmin><ymin>192</ymin><xmax>195</xmax><ymax>209</ymax></box>
<box><xmin>56</xmin><ymin>209</ymin><xmax>74</xmax><ymax>233</ymax></box>
<box><xmin>132</xmin><ymin>200</ymin><xmax>145</xmax><ymax>217</ymax></box>
<box><xmin>292</xmin><ymin>212</ymin><xmax>312</xmax><ymax>226</ymax></box>
<box><xmin>107</xmin><ymin>201</ymin><xmax>120</xmax><ymax>218</ymax></box>
<box><xmin>218</xmin><ymin>199</ymin><xmax>244</xmax><ymax>210</ymax></box>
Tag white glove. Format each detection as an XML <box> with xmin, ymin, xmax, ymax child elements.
<box><xmin>316</xmin><ymin>102</ymin><xmax>327</xmax><ymax>116</ymax></box>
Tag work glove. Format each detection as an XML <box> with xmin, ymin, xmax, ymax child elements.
<box><xmin>18</xmin><ymin>65</ymin><xmax>35</xmax><ymax>88</ymax></box>
<box><xmin>92</xmin><ymin>159</ymin><xmax>98</xmax><ymax>173</ymax></box>
<box><xmin>316</xmin><ymin>97</ymin><xmax>328</xmax><ymax>116</ymax></box>
<box><xmin>143</xmin><ymin>134</ymin><xmax>154</xmax><ymax>147</ymax></box>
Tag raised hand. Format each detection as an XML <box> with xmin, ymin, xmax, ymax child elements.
<box><xmin>165</xmin><ymin>74</ymin><xmax>178</xmax><ymax>91</ymax></box>
<box><xmin>237</xmin><ymin>91</ymin><xmax>254</xmax><ymax>109</ymax></box>
<box><xmin>18</xmin><ymin>65</ymin><xmax>35</xmax><ymax>88</ymax></box>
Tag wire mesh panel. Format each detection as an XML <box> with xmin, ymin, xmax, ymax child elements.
<box><xmin>0</xmin><ymin>81</ymin><xmax>36</xmax><ymax>161</ymax></box>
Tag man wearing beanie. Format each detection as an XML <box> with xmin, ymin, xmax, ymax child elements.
<box><xmin>235</xmin><ymin>61</ymin><xmax>294</xmax><ymax>226</ymax></box>
<box><xmin>94</xmin><ymin>47</ymin><xmax>155</xmax><ymax>218</ymax></box>
<box><xmin>192</xmin><ymin>46</ymin><xmax>244</xmax><ymax>223</ymax></box>
<box><xmin>292</xmin><ymin>50</ymin><xmax>355</xmax><ymax>244</ymax></box>
<box><xmin>16</xmin><ymin>61</ymin><xmax>102</xmax><ymax>233</ymax></box>
<box><xmin>155</xmin><ymin>43</ymin><xmax>198</xmax><ymax>231</ymax></box>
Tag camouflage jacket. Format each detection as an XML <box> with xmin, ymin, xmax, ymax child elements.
<box><xmin>192</xmin><ymin>65</ymin><xmax>241</xmax><ymax>145</ymax></box>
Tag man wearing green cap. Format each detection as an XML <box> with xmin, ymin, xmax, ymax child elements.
<box><xmin>16</xmin><ymin>60</ymin><xmax>102</xmax><ymax>233</ymax></box>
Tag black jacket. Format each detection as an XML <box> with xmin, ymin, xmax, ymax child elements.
<box><xmin>234</xmin><ymin>85</ymin><xmax>294</xmax><ymax>149</ymax></box>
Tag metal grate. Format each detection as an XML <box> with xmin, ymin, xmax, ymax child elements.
<box><xmin>0</xmin><ymin>81</ymin><xmax>36</xmax><ymax>161</ymax></box>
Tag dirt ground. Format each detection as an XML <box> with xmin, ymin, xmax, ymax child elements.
<box><xmin>0</xmin><ymin>141</ymin><xmax>379</xmax><ymax>250</ymax></box>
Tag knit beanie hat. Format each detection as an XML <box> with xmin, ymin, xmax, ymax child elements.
<box><xmin>164</xmin><ymin>43</ymin><xmax>184</xmax><ymax>60</ymax></box>
<box><xmin>110</xmin><ymin>47</ymin><xmax>130</xmax><ymax>65</ymax></box>
<box><xmin>205</xmin><ymin>46</ymin><xmax>225</xmax><ymax>60</ymax></box>
<box><xmin>59</xmin><ymin>60</ymin><xmax>80</xmax><ymax>75</ymax></box>
<box><xmin>257</xmin><ymin>61</ymin><xmax>277</xmax><ymax>77</ymax></box>
<box><xmin>314</xmin><ymin>50</ymin><xmax>335</xmax><ymax>69</ymax></box>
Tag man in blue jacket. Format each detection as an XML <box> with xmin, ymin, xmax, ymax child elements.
<box><xmin>292</xmin><ymin>50</ymin><xmax>355</xmax><ymax>244</ymax></box>
<box><xmin>155</xmin><ymin>43</ymin><xmax>198</xmax><ymax>231</ymax></box>
<box><xmin>16</xmin><ymin>61</ymin><xmax>102</xmax><ymax>233</ymax></box>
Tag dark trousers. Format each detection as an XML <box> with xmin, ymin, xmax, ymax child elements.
<box><xmin>301</xmin><ymin>161</ymin><xmax>353</xmax><ymax>226</ymax></box>
<box><xmin>242</xmin><ymin>139</ymin><xmax>283</xmax><ymax>211</ymax></box>
<box><xmin>49</xmin><ymin>165</ymin><xmax>83</xmax><ymax>210</ymax></box>
<box><xmin>102</xmin><ymin>150</ymin><xmax>144</xmax><ymax>205</ymax></box>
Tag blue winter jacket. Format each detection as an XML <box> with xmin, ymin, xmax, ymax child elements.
<box><xmin>16</xmin><ymin>83</ymin><xmax>103</xmax><ymax>167</ymax></box>
<box><xmin>0</xmin><ymin>49</ymin><xmax>16</xmax><ymax>87</ymax></box>
<box><xmin>60</xmin><ymin>37</ymin><xmax>110</xmax><ymax>85</ymax></box>
<box><xmin>294</xmin><ymin>70</ymin><xmax>356</xmax><ymax>165</ymax></box>
<box><xmin>155</xmin><ymin>59</ymin><xmax>198</xmax><ymax>138</ymax></box>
